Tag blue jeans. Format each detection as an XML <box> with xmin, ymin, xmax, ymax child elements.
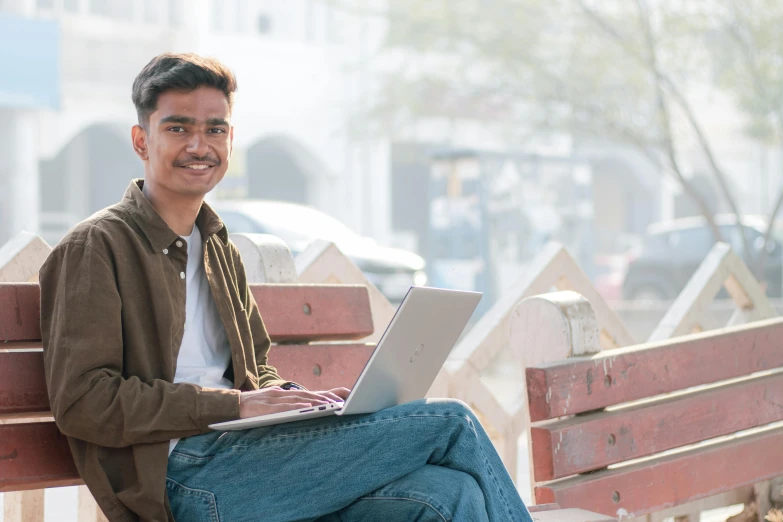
<box><xmin>166</xmin><ymin>399</ymin><xmax>533</xmax><ymax>522</ymax></box>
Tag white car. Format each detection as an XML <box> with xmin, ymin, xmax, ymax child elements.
<box><xmin>212</xmin><ymin>200</ymin><xmax>428</xmax><ymax>302</ymax></box>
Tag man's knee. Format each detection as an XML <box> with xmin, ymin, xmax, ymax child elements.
<box><xmin>402</xmin><ymin>398</ymin><xmax>477</xmax><ymax>420</ymax></box>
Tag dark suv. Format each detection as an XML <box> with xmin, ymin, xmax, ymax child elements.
<box><xmin>623</xmin><ymin>216</ymin><xmax>783</xmax><ymax>300</ymax></box>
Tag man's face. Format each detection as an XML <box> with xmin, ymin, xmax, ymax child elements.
<box><xmin>132</xmin><ymin>86</ymin><xmax>233</xmax><ymax>198</ymax></box>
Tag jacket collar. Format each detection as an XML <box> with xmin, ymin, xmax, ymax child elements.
<box><xmin>121</xmin><ymin>179</ymin><xmax>229</xmax><ymax>252</ymax></box>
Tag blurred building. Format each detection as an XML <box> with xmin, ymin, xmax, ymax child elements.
<box><xmin>2</xmin><ymin>0</ymin><xmax>781</xmax><ymax>295</ymax></box>
<box><xmin>425</xmin><ymin>149</ymin><xmax>595</xmax><ymax>310</ymax></box>
<box><xmin>0</xmin><ymin>0</ymin><xmax>392</xmax><ymax>248</ymax></box>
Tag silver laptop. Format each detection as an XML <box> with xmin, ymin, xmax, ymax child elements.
<box><xmin>209</xmin><ymin>286</ymin><xmax>482</xmax><ymax>431</ymax></box>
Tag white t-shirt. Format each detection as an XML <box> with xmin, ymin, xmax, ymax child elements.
<box><xmin>169</xmin><ymin>225</ymin><xmax>234</xmax><ymax>454</ymax></box>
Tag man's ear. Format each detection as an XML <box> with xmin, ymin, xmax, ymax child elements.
<box><xmin>131</xmin><ymin>125</ymin><xmax>149</xmax><ymax>161</ymax></box>
<box><xmin>228</xmin><ymin>126</ymin><xmax>234</xmax><ymax>159</ymax></box>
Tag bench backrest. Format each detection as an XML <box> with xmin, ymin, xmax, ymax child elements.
<box><xmin>0</xmin><ymin>282</ymin><xmax>374</xmax><ymax>492</ymax></box>
<box><xmin>524</xmin><ymin>316</ymin><xmax>783</xmax><ymax>518</ymax></box>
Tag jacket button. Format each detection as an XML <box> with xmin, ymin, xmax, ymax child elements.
<box><xmin>180</xmin><ymin>272</ymin><xmax>185</xmax><ymax>279</ymax></box>
<box><xmin>176</xmin><ymin>240</ymin><xmax>183</xmax><ymax>248</ymax></box>
<box><xmin>163</xmin><ymin>249</ymin><xmax>168</xmax><ymax>255</ymax></box>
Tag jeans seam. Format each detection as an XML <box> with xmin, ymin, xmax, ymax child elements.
<box><xmin>465</xmin><ymin>416</ymin><xmax>515</xmax><ymax>521</ymax></box>
<box><xmin>166</xmin><ymin>477</ymin><xmax>221</xmax><ymax>522</ymax></box>
<box><xmin>170</xmin><ymin>450</ymin><xmax>213</xmax><ymax>463</ymax></box>
<box><xmin>222</xmin><ymin>413</ymin><xmax>472</xmax><ymax>450</ymax></box>
<box><xmin>173</xmin><ymin>413</ymin><xmax>472</xmax><ymax>459</ymax></box>
<box><xmin>356</xmin><ymin>496</ymin><xmax>449</xmax><ymax>522</ymax></box>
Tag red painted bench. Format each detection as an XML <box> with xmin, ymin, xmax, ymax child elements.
<box><xmin>2</xmin><ymin>281</ymin><xmax>620</xmax><ymax>521</ymax></box>
<box><xmin>0</xmin><ymin>282</ymin><xmax>375</xmax><ymax>493</ymax></box>
<box><xmin>523</xmin><ymin>303</ymin><xmax>783</xmax><ymax>520</ymax></box>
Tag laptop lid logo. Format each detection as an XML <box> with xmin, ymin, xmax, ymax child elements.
<box><xmin>410</xmin><ymin>344</ymin><xmax>425</xmax><ymax>363</ymax></box>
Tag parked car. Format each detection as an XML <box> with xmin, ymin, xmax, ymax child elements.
<box><xmin>623</xmin><ymin>215</ymin><xmax>783</xmax><ymax>300</ymax></box>
<box><xmin>211</xmin><ymin>200</ymin><xmax>428</xmax><ymax>302</ymax></box>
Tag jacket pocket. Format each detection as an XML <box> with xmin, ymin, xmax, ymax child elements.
<box><xmin>166</xmin><ymin>478</ymin><xmax>221</xmax><ymax>522</ymax></box>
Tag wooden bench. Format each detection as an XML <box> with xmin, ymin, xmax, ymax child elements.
<box><xmin>1</xmin><ymin>278</ymin><xmax>618</xmax><ymax>522</ymax></box>
<box><xmin>0</xmin><ymin>281</ymin><xmax>375</xmax><ymax>518</ymax></box>
<box><xmin>515</xmin><ymin>291</ymin><xmax>783</xmax><ymax>521</ymax></box>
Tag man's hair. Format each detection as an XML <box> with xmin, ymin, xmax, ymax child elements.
<box><xmin>132</xmin><ymin>53</ymin><xmax>237</xmax><ymax>128</ymax></box>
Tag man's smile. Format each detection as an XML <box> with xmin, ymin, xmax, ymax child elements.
<box><xmin>177</xmin><ymin>162</ymin><xmax>219</xmax><ymax>173</ymax></box>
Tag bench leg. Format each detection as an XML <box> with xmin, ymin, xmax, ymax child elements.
<box><xmin>755</xmin><ymin>481</ymin><xmax>772</xmax><ymax>522</ymax></box>
<box><xmin>502</xmin><ymin>426</ymin><xmax>519</xmax><ymax>485</ymax></box>
<box><xmin>772</xmin><ymin>476</ymin><xmax>783</xmax><ymax>508</ymax></box>
<box><xmin>3</xmin><ymin>490</ymin><xmax>44</xmax><ymax>522</ymax></box>
<box><xmin>78</xmin><ymin>485</ymin><xmax>109</xmax><ymax>522</ymax></box>
<box><xmin>471</xmin><ymin>407</ymin><xmax>519</xmax><ymax>483</ymax></box>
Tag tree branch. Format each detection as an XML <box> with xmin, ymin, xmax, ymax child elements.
<box><xmin>581</xmin><ymin>0</ymin><xmax>758</xmax><ymax>257</ymax></box>
<box><xmin>720</xmin><ymin>2</ymin><xmax>783</xmax><ymax>276</ymax></box>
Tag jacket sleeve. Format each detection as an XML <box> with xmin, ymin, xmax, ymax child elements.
<box><xmin>232</xmin><ymin>244</ymin><xmax>305</xmax><ymax>390</ymax></box>
<box><xmin>40</xmin><ymin>241</ymin><xmax>241</xmax><ymax>448</ymax></box>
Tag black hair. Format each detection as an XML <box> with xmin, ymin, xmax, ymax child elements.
<box><xmin>131</xmin><ymin>52</ymin><xmax>237</xmax><ymax>128</ymax></box>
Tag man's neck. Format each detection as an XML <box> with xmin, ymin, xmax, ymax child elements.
<box><xmin>142</xmin><ymin>181</ymin><xmax>202</xmax><ymax>237</ymax></box>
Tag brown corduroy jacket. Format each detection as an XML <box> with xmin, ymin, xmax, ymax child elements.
<box><xmin>39</xmin><ymin>179</ymin><xmax>293</xmax><ymax>521</ymax></box>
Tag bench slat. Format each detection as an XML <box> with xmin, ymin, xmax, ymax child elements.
<box><xmin>0</xmin><ymin>351</ymin><xmax>49</xmax><ymax>414</ymax></box>
<box><xmin>0</xmin><ymin>283</ymin><xmax>374</xmax><ymax>343</ymax></box>
<box><xmin>251</xmin><ymin>284</ymin><xmax>374</xmax><ymax>342</ymax></box>
<box><xmin>0</xmin><ymin>343</ymin><xmax>375</xmax><ymax>414</ymax></box>
<box><xmin>0</xmin><ymin>342</ymin><xmax>374</xmax><ymax>489</ymax></box>
<box><xmin>531</xmin><ymin>370</ymin><xmax>783</xmax><ymax>480</ymax></box>
<box><xmin>528</xmin><ymin>503</ymin><xmax>562</xmax><ymax>513</ymax></box>
<box><xmin>0</xmin><ymin>422</ymin><xmax>81</xmax><ymax>492</ymax></box>
<box><xmin>526</xmin><ymin>317</ymin><xmax>783</xmax><ymax>421</ymax></box>
<box><xmin>535</xmin><ymin>425</ymin><xmax>783</xmax><ymax>518</ymax></box>
<box><xmin>266</xmin><ymin>343</ymin><xmax>374</xmax><ymax>390</ymax></box>
<box><xmin>0</xmin><ymin>283</ymin><xmax>40</xmax><ymax>342</ymax></box>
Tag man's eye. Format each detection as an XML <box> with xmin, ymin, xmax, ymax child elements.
<box><xmin>208</xmin><ymin>128</ymin><xmax>226</xmax><ymax>134</ymax></box>
<box><xmin>168</xmin><ymin>126</ymin><xmax>185</xmax><ymax>132</ymax></box>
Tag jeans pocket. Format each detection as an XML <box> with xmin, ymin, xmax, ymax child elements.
<box><xmin>166</xmin><ymin>477</ymin><xmax>221</xmax><ymax>522</ymax></box>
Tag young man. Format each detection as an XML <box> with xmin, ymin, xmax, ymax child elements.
<box><xmin>40</xmin><ymin>53</ymin><xmax>533</xmax><ymax>522</ymax></box>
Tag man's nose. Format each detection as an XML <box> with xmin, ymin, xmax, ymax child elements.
<box><xmin>185</xmin><ymin>132</ymin><xmax>210</xmax><ymax>156</ymax></box>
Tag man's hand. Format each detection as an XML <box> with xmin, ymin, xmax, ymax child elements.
<box><xmin>322</xmin><ymin>387</ymin><xmax>351</xmax><ymax>401</ymax></box>
<box><xmin>238</xmin><ymin>387</ymin><xmax>351</xmax><ymax>419</ymax></box>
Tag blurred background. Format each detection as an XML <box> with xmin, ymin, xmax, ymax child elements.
<box><xmin>3</xmin><ymin>0</ymin><xmax>783</xmax><ymax>310</ymax></box>
<box><xmin>2</xmin><ymin>0</ymin><xmax>783</xmax><ymax>518</ymax></box>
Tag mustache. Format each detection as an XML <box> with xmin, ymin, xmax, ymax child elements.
<box><xmin>173</xmin><ymin>155</ymin><xmax>220</xmax><ymax>167</ymax></box>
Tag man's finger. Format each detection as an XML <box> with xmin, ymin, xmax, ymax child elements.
<box><xmin>296</xmin><ymin>390</ymin><xmax>340</xmax><ymax>403</ymax></box>
<box><xmin>240</xmin><ymin>401</ymin><xmax>313</xmax><ymax>419</ymax></box>
<box><xmin>249</xmin><ymin>394</ymin><xmax>328</xmax><ymax>406</ymax></box>
<box><xmin>269</xmin><ymin>402</ymin><xmax>313</xmax><ymax>413</ymax></box>
<box><xmin>263</xmin><ymin>389</ymin><xmax>335</xmax><ymax>402</ymax></box>
<box><xmin>280</xmin><ymin>394</ymin><xmax>330</xmax><ymax>405</ymax></box>
<box><xmin>328</xmin><ymin>387</ymin><xmax>351</xmax><ymax>400</ymax></box>
<box><xmin>318</xmin><ymin>391</ymin><xmax>343</xmax><ymax>403</ymax></box>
